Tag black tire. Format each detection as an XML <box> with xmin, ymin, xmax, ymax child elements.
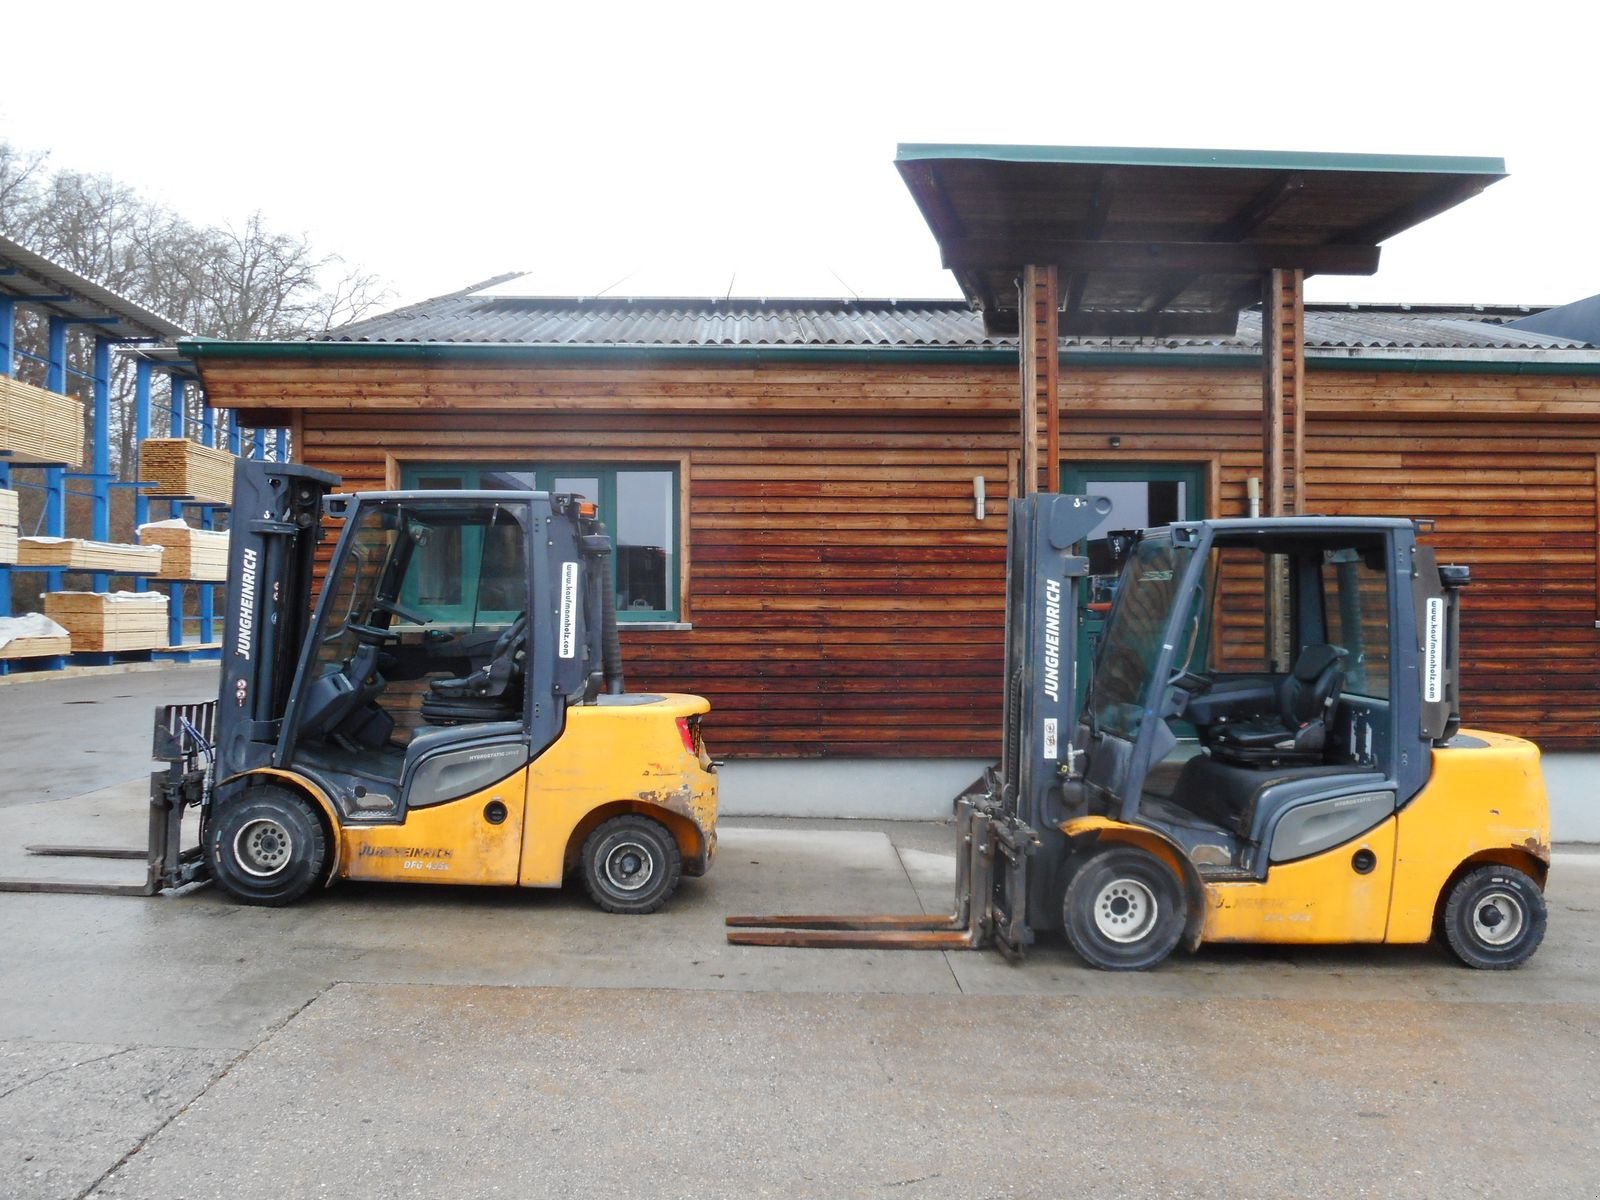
<box><xmin>1062</xmin><ymin>846</ymin><xmax>1187</xmax><ymax>971</ymax></box>
<box><xmin>580</xmin><ymin>815</ymin><xmax>682</xmax><ymax>915</ymax></box>
<box><xmin>1441</xmin><ymin>865</ymin><xmax>1547</xmax><ymax>970</ymax></box>
<box><xmin>205</xmin><ymin>786</ymin><xmax>328</xmax><ymax>907</ymax></box>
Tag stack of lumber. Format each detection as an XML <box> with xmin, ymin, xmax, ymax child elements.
<box><xmin>17</xmin><ymin>537</ymin><xmax>163</xmax><ymax>574</ymax></box>
<box><xmin>0</xmin><ymin>376</ymin><xmax>84</xmax><ymax>466</ymax></box>
<box><xmin>0</xmin><ymin>613</ymin><xmax>71</xmax><ymax>660</ymax></box>
<box><xmin>0</xmin><ymin>488</ymin><xmax>17</xmax><ymax>565</ymax></box>
<box><xmin>43</xmin><ymin>591</ymin><xmax>168</xmax><ymax>652</ymax></box>
<box><xmin>140</xmin><ymin>438</ymin><xmax>235</xmax><ymax>504</ymax></box>
<box><xmin>138</xmin><ymin>518</ymin><xmax>229</xmax><ymax>581</ymax></box>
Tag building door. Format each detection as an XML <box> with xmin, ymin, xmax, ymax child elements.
<box><xmin>1061</xmin><ymin>463</ymin><xmax>1207</xmax><ymax>703</ymax></box>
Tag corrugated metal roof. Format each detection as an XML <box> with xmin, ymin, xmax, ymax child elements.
<box><xmin>315</xmin><ymin>292</ymin><xmax>1593</xmax><ymax>353</ymax></box>
<box><xmin>0</xmin><ymin>233</ymin><xmax>191</xmax><ymax>342</ymax></box>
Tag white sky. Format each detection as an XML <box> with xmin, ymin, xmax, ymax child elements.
<box><xmin>3</xmin><ymin>0</ymin><xmax>1597</xmax><ymax>314</ymax></box>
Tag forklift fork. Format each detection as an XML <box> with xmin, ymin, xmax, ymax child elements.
<box><xmin>725</xmin><ymin>795</ymin><xmax>1037</xmax><ymax>958</ymax></box>
<box><xmin>0</xmin><ymin>703</ymin><xmax>215</xmax><ymax>897</ymax></box>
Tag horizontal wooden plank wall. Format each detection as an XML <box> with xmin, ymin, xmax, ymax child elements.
<box><xmin>202</xmin><ymin>357</ymin><xmax>1600</xmax><ymax>757</ymax></box>
<box><xmin>205</xmin><ymin>359</ymin><xmax>1017</xmax><ymax>758</ymax></box>
<box><xmin>1306</xmin><ymin>372</ymin><xmax>1600</xmax><ymax>750</ymax></box>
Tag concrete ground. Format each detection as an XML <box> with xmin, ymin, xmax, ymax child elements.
<box><xmin>2</xmin><ymin>665</ymin><xmax>1598</xmax><ymax>1199</ymax></box>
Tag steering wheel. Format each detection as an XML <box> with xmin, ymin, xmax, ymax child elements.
<box><xmin>372</xmin><ymin>598</ymin><xmax>431</xmax><ymax>625</ymax></box>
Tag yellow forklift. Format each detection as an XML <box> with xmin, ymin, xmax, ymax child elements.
<box><xmin>729</xmin><ymin>495</ymin><xmax>1549</xmax><ymax>969</ymax></box>
<box><xmin>4</xmin><ymin>460</ymin><xmax>717</xmax><ymax>912</ymax></box>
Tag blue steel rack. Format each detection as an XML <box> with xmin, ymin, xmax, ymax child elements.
<box><xmin>0</xmin><ymin>243</ymin><xmax>287</xmax><ymax>674</ymax></box>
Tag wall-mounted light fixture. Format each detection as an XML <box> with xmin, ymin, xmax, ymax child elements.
<box><xmin>1109</xmin><ymin>436</ymin><xmax>1121</xmax><ymax>449</ymax></box>
<box><xmin>973</xmin><ymin>475</ymin><xmax>986</xmax><ymax>521</ymax></box>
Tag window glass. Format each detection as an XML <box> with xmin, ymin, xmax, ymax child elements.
<box><xmin>1087</xmin><ymin>536</ymin><xmax>1192</xmax><ymax>739</ymax></box>
<box><xmin>1081</xmin><ymin>479</ymin><xmax>1187</xmax><ymax>540</ymax></box>
<box><xmin>615</xmin><ymin>470</ymin><xmax>673</xmax><ymax>613</ymax></box>
<box><xmin>1324</xmin><ymin>548</ymin><xmax>1390</xmax><ymax>699</ymax></box>
<box><xmin>315</xmin><ymin>507</ymin><xmax>397</xmax><ymax>677</ymax></box>
<box><xmin>392</xmin><ymin>502</ymin><xmax>529</xmax><ymax>627</ymax></box>
<box><xmin>477</xmin><ymin>514</ymin><xmax>527</xmax><ymax>614</ymax></box>
<box><xmin>403</xmin><ymin>463</ymin><xmax>681</xmax><ymax>621</ymax></box>
<box><xmin>553</xmin><ymin>476</ymin><xmax>601</xmax><ymax>502</ymax></box>
<box><xmin>1206</xmin><ymin>546</ymin><xmax>1272</xmax><ymax>675</ymax></box>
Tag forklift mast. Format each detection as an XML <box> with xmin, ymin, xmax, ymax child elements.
<box><xmin>998</xmin><ymin>494</ymin><xmax>1113</xmax><ymax>920</ymax></box>
<box><xmin>216</xmin><ymin>459</ymin><xmax>341</xmax><ymax>781</ymax></box>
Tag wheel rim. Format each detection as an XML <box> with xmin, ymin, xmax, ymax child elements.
<box><xmin>234</xmin><ymin>818</ymin><xmax>294</xmax><ymax>878</ymax></box>
<box><xmin>1093</xmin><ymin>877</ymin><xmax>1158</xmax><ymax>944</ymax></box>
<box><xmin>1472</xmin><ymin>890</ymin><xmax>1526</xmax><ymax>947</ymax></box>
<box><xmin>601</xmin><ymin>838</ymin><xmax>656</xmax><ymax>894</ymax></box>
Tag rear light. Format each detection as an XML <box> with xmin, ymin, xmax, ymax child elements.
<box><xmin>677</xmin><ymin>716</ymin><xmax>708</xmax><ymax>761</ymax></box>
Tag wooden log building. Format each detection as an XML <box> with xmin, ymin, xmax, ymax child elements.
<box><xmin>180</xmin><ymin>146</ymin><xmax>1600</xmax><ymax>826</ymax></box>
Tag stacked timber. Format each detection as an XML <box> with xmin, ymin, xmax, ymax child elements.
<box><xmin>0</xmin><ymin>376</ymin><xmax>84</xmax><ymax>466</ymax></box>
<box><xmin>140</xmin><ymin>438</ymin><xmax>234</xmax><ymax>505</ymax></box>
<box><xmin>17</xmin><ymin>537</ymin><xmax>163</xmax><ymax>574</ymax></box>
<box><xmin>0</xmin><ymin>613</ymin><xmax>71</xmax><ymax>660</ymax></box>
<box><xmin>137</xmin><ymin>518</ymin><xmax>229</xmax><ymax>581</ymax></box>
<box><xmin>43</xmin><ymin>591</ymin><xmax>168</xmax><ymax>652</ymax></box>
<box><xmin>0</xmin><ymin>488</ymin><xmax>17</xmax><ymax>564</ymax></box>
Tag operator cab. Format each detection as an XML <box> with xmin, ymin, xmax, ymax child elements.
<box><xmin>277</xmin><ymin>491</ymin><xmax>600</xmax><ymax>823</ymax></box>
<box><xmin>1075</xmin><ymin>518</ymin><xmax>1453</xmax><ymax>881</ymax></box>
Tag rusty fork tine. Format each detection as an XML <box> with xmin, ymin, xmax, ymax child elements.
<box><xmin>725</xmin><ymin>926</ymin><xmax>982</xmax><ymax>950</ymax></box>
<box><xmin>723</xmin><ymin>798</ymin><xmax>1017</xmax><ymax>954</ymax></box>
<box><xmin>724</xmin><ymin>912</ymin><xmax>964</xmax><ymax>931</ymax></box>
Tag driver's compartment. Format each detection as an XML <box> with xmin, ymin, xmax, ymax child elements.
<box><xmin>284</xmin><ymin>496</ymin><xmax>536</xmax><ymax>820</ymax></box>
<box><xmin>1083</xmin><ymin>528</ymin><xmax>1398</xmax><ymax>878</ymax></box>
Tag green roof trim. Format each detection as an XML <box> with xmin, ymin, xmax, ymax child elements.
<box><xmin>894</xmin><ymin>143</ymin><xmax>1508</xmax><ymax>178</ymax></box>
<box><xmin>178</xmin><ymin>338</ymin><xmax>1600</xmax><ymax>376</ymax></box>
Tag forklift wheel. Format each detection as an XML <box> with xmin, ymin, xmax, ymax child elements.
<box><xmin>1062</xmin><ymin>846</ymin><xmax>1187</xmax><ymax>971</ymax></box>
<box><xmin>206</xmin><ymin>786</ymin><xmax>329</xmax><ymax>907</ymax></box>
<box><xmin>1441</xmin><ymin>865</ymin><xmax>1548</xmax><ymax>970</ymax></box>
<box><xmin>580</xmin><ymin>815</ymin><xmax>682</xmax><ymax>915</ymax></box>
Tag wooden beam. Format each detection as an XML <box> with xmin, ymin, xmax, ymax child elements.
<box><xmin>943</xmin><ymin>239</ymin><xmax>1380</xmax><ymax>276</ymax></box>
<box><xmin>1018</xmin><ymin>265</ymin><xmax>1058</xmax><ymax>496</ymax></box>
<box><xmin>1139</xmin><ymin>175</ymin><xmax>1306</xmax><ymax>312</ymax></box>
<box><xmin>1289</xmin><ymin>269</ymin><xmax>1305</xmax><ymax>514</ymax></box>
<box><xmin>1263</xmin><ymin>270</ymin><xmax>1286</xmax><ymax>517</ymax></box>
<box><xmin>1260</xmin><ymin>268</ymin><xmax>1306</xmax><ymax>515</ymax></box>
<box><xmin>1063</xmin><ymin>168</ymin><xmax>1119</xmax><ymax>317</ymax></box>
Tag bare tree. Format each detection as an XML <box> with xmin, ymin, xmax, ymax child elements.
<box><xmin>0</xmin><ymin>140</ymin><xmax>390</xmax><ymax>484</ymax></box>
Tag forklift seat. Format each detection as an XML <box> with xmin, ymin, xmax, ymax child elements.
<box><xmin>419</xmin><ymin>615</ymin><xmax>527</xmax><ymax>725</ymax></box>
<box><xmin>1206</xmin><ymin>644</ymin><xmax>1346</xmax><ymax>766</ymax></box>
<box><xmin>1172</xmin><ymin>754</ymin><xmax>1370</xmax><ymax>844</ymax></box>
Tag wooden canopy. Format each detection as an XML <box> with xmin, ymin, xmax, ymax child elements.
<box><xmin>897</xmin><ymin>144</ymin><xmax>1506</xmax><ymax>512</ymax></box>
<box><xmin>895</xmin><ymin>144</ymin><xmax>1506</xmax><ymax>337</ymax></box>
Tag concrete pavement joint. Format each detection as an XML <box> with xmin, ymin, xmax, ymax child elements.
<box><xmin>79</xmin><ymin>982</ymin><xmax>338</xmax><ymax>1200</ymax></box>
<box><xmin>0</xmin><ymin>1047</ymin><xmax>136</xmax><ymax>1103</ymax></box>
<box><xmin>889</xmin><ymin>838</ymin><xmax>968</xmax><ymax>995</ymax></box>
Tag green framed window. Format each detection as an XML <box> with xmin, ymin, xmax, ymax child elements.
<box><xmin>404</xmin><ymin>463</ymin><xmax>681</xmax><ymax>623</ymax></box>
